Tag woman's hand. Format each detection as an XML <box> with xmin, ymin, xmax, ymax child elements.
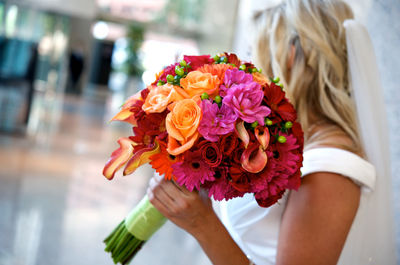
<box><xmin>147</xmin><ymin>173</ymin><xmax>251</xmax><ymax>265</ymax></box>
<box><xmin>147</xmin><ymin>173</ymin><xmax>215</xmax><ymax>237</ymax></box>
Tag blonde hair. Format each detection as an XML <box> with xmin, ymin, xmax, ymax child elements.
<box><xmin>254</xmin><ymin>0</ymin><xmax>362</xmax><ymax>154</ymax></box>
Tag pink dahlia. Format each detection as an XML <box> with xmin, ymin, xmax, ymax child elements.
<box><xmin>223</xmin><ymin>82</ymin><xmax>271</xmax><ymax>125</ymax></box>
<box><xmin>220</xmin><ymin>68</ymin><xmax>253</xmax><ymax>96</ymax></box>
<box><xmin>198</xmin><ymin>99</ymin><xmax>238</xmax><ymax>142</ymax></box>
<box><xmin>172</xmin><ymin>149</ymin><xmax>215</xmax><ymax>191</ymax></box>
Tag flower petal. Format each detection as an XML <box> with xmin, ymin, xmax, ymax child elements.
<box><xmin>103</xmin><ymin>137</ymin><xmax>136</xmax><ymax>180</ymax></box>
<box><xmin>235</xmin><ymin>121</ymin><xmax>249</xmax><ymax>148</ymax></box>
<box><xmin>123</xmin><ymin>140</ymin><xmax>161</xmax><ymax>175</ymax></box>
<box><xmin>110</xmin><ymin>109</ymin><xmax>137</xmax><ymax>126</ymax></box>
<box><xmin>167</xmin><ymin>132</ymin><xmax>199</xmax><ymax>156</ymax></box>
<box><xmin>255</xmin><ymin>127</ymin><xmax>270</xmax><ymax>150</ymax></box>
<box><xmin>241</xmin><ymin>144</ymin><xmax>268</xmax><ymax>173</ymax></box>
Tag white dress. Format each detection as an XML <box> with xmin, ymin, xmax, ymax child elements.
<box><xmin>214</xmin><ymin>147</ymin><xmax>378</xmax><ymax>265</ymax></box>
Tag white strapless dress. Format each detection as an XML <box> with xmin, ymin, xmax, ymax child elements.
<box><xmin>213</xmin><ymin>147</ymin><xmax>392</xmax><ymax>265</ymax></box>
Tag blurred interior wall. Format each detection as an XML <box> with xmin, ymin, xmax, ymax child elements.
<box><xmin>11</xmin><ymin>0</ymin><xmax>96</xmax><ymax>19</ymax></box>
<box><xmin>68</xmin><ymin>16</ymin><xmax>94</xmax><ymax>93</ymax></box>
<box><xmin>196</xmin><ymin>0</ymin><xmax>239</xmax><ymax>54</ymax></box>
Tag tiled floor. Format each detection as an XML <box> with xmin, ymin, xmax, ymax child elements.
<box><xmin>0</xmin><ymin>90</ymin><xmax>211</xmax><ymax>265</ymax></box>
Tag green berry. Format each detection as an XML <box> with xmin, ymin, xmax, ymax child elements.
<box><xmin>180</xmin><ymin>60</ymin><xmax>187</xmax><ymax>67</ymax></box>
<box><xmin>239</xmin><ymin>64</ymin><xmax>246</xmax><ymax>71</ymax></box>
<box><xmin>272</xmin><ymin>76</ymin><xmax>280</xmax><ymax>83</ymax></box>
<box><xmin>175</xmin><ymin>66</ymin><xmax>184</xmax><ymax>76</ymax></box>
<box><xmin>174</xmin><ymin>75</ymin><xmax>180</xmax><ymax>84</ymax></box>
<box><xmin>201</xmin><ymin>92</ymin><xmax>209</xmax><ymax>100</ymax></box>
<box><xmin>251</xmin><ymin>121</ymin><xmax>259</xmax><ymax>128</ymax></box>
<box><xmin>214</xmin><ymin>95</ymin><xmax>222</xmax><ymax>104</ymax></box>
<box><xmin>265</xmin><ymin>118</ymin><xmax>273</xmax><ymax>126</ymax></box>
<box><xmin>166</xmin><ymin>74</ymin><xmax>174</xmax><ymax>83</ymax></box>
<box><xmin>258</xmin><ymin>68</ymin><xmax>262</xmax><ymax>73</ymax></box>
<box><xmin>220</xmin><ymin>56</ymin><xmax>228</xmax><ymax>63</ymax></box>
<box><xmin>277</xmin><ymin>135</ymin><xmax>287</xmax><ymax>143</ymax></box>
<box><xmin>157</xmin><ymin>80</ymin><xmax>164</xmax><ymax>86</ymax></box>
<box><xmin>284</xmin><ymin>121</ymin><xmax>293</xmax><ymax>129</ymax></box>
<box><xmin>277</xmin><ymin>83</ymin><xmax>284</xmax><ymax>88</ymax></box>
<box><xmin>251</xmin><ymin>68</ymin><xmax>258</xmax><ymax>73</ymax></box>
<box><xmin>213</xmin><ymin>55</ymin><xmax>220</xmax><ymax>62</ymax></box>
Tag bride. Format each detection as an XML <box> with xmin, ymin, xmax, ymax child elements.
<box><xmin>147</xmin><ymin>0</ymin><xmax>398</xmax><ymax>264</ymax></box>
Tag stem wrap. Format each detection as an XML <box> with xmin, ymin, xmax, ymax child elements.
<box><xmin>125</xmin><ymin>195</ymin><xmax>167</xmax><ymax>241</ymax></box>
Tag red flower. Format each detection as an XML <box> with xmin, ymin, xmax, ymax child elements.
<box><xmin>224</xmin><ymin>52</ymin><xmax>241</xmax><ymax>67</ymax></box>
<box><xmin>203</xmin><ymin>166</ymin><xmax>245</xmax><ymax>201</ymax></box>
<box><xmin>290</xmin><ymin>121</ymin><xmax>304</xmax><ymax>149</ymax></box>
<box><xmin>153</xmin><ymin>63</ymin><xmax>180</xmax><ymax>85</ymax></box>
<box><xmin>199</xmin><ymin>140</ymin><xmax>222</xmax><ymax>167</ymax></box>
<box><xmin>229</xmin><ymin>164</ymin><xmax>252</xmax><ymax>193</ymax></box>
<box><xmin>219</xmin><ymin>133</ymin><xmax>239</xmax><ymax>156</ymax></box>
<box><xmin>184</xmin><ymin>55</ymin><xmax>214</xmax><ymax>70</ymax></box>
<box><xmin>255</xmin><ymin>189</ymin><xmax>285</xmax><ymax>207</ymax></box>
<box><xmin>231</xmin><ymin>144</ymin><xmax>245</xmax><ymax>165</ymax></box>
<box><xmin>263</xmin><ymin>82</ymin><xmax>297</xmax><ymax>122</ymax></box>
<box><xmin>131</xmin><ymin>111</ymin><xmax>167</xmax><ymax>146</ymax></box>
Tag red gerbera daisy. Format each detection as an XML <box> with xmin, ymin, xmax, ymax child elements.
<box><xmin>263</xmin><ymin>82</ymin><xmax>297</xmax><ymax>122</ymax></box>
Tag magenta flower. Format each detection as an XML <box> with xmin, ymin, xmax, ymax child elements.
<box><xmin>250</xmin><ymin>134</ymin><xmax>301</xmax><ymax>194</ymax></box>
<box><xmin>172</xmin><ymin>149</ymin><xmax>215</xmax><ymax>191</ymax></box>
<box><xmin>198</xmin><ymin>99</ymin><xmax>238</xmax><ymax>142</ymax></box>
<box><xmin>223</xmin><ymin>82</ymin><xmax>271</xmax><ymax>125</ymax></box>
<box><xmin>220</xmin><ymin>68</ymin><xmax>253</xmax><ymax>96</ymax></box>
<box><xmin>203</xmin><ymin>166</ymin><xmax>245</xmax><ymax>201</ymax></box>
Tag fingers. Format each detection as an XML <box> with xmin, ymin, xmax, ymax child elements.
<box><xmin>148</xmin><ymin>175</ymin><xmax>190</xmax><ymax>216</ymax></box>
<box><xmin>171</xmin><ymin>179</ymin><xmax>195</xmax><ymax>196</ymax></box>
<box><xmin>147</xmin><ymin>186</ymin><xmax>170</xmax><ymax>216</ymax></box>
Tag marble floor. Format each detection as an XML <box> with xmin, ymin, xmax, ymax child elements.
<box><xmin>0</xmin><ymin>90</ymin><xmax>211</xmax><ymax>265</ymax></box>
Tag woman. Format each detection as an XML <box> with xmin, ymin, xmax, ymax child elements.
<box><xmin>147</xmin><ymin>0</ymin><xmax>397</xmax><ymax>264</ymax></box>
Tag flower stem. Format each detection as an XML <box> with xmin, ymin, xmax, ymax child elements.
<box><xmin>104</xmin><ymin>219</ymin><xmax>145</xmax><ymax>264</ymax></box>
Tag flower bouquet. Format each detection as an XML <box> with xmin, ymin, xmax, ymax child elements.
<box><xmin>102</xmin><ymin>53</ymin><xmax>303</xmax><ymax>264</ymax></box>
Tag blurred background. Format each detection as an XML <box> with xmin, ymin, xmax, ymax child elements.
<box><xmin>0</xmin><ymin>0</ymin><xmax>398</xmax><ymax>264</ymax></box>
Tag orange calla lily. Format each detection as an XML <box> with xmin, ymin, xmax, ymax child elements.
<box><xmin>255</xmin><ymin>127</ymin><xmax>270</xmax><ymax>150</ymax></box>
<box><xmin>241</xmin><ymin>143</ymin><xmax>268</xmax><ymax>173</ymax></box>
<box><xmin>111</xmin><ymin>109</ymin><xmax>137</xmax><ymax>126</ymax></box>
<box><xmin>123</xmin><ymin>140</ymin><xmax>160</xmax><ymax>175</ymax></box>
<box><xmin>235</xmin><ymin>121</ymin><xmax>249</xmax><ymax>148</ymax></box>
<box><xmin>103</xmin><ymin>137</ymin><xmax>136</xmax><ymax>180</ymax></box>
<box><xmin>110</xmin><ymin>91</ymin><xmax>144</xmax><ymax>126</ymax></box>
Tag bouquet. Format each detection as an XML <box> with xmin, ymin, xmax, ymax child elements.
<box><xmin>102</xmin><ymin>53</ymin><xmax>303</xmax><ymax>264</ymax></box>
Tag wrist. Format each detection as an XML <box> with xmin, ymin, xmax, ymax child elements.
<box><xmin>190</xmin><ymin>211</ymin><xmax>223</xmax><ymax>242</ymax></box>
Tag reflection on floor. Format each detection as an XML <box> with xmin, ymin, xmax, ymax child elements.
<box><xmin>0</xmin><ymin>91</ymin><xmax>211</xmax><ymax>265</ymax></box>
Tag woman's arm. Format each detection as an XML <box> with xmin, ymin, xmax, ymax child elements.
<box><xmin>147</xmin><ymin>174</ymin><xmax>250</xmax><ymax>265</ymax></box>
<box><xmin>276</xmin><ymin>172</ymin><xmax>361</xmax><ymax>265</ymax></box>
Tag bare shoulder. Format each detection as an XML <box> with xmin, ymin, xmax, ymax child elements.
<box><xmin>276</xmin><ymin>171</ymin><xmax>361</xmax><ymax>265</ymax></box>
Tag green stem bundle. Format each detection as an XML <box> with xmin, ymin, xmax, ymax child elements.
<box><xmin>104</xmin><ymin>220</ymin><xmax>145</xmax><ymax>264</ymax></box>
<box><xmin>103</xmin><ymin>196</ymin><xmax>167</xmax><ymax>264</ymax></box>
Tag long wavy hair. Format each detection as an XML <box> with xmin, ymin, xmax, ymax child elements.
<box><xmin>254</xmin><ymin>0</ymin><xmax>362</xmax><ymax>154</ymax></box>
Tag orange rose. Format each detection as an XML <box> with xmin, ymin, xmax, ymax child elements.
<box><xmin>198</xmin><ymin>64</ymin><xmax>234</xmax><ymax>83</ymax></box>
<box><xmin>142</xmin><ymin>84</ymin><xmax>189</xmax><ymax>113</ymax></box>
<box><xmin>252</xmin><ymin>72</ymin><xmax>270</xmax><ymax>86</ymax></box>
<box><xmin>166</xmin><ymin>99</ymin><xmax>202</xmax><ymax>155</ymax></box>
<box><xmin>180</xmin><ymin>71</ymin><xmax>220</xmax><ymax>98</ymax></box>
